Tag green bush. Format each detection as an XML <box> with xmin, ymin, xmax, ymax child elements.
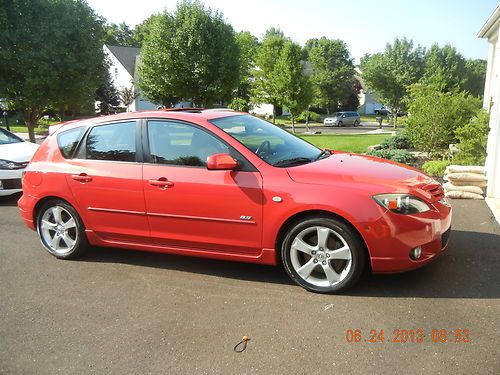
<box><xmin>453</xmin><ymin>110</ymin><xmax>489</xmax><ymax>165</ymax></box>
<box><xmin>296</xmin><ymin>111</ymin><xmax>322</xmax><ymax>123</ymax></box>
<box><xmin>422</xmin><ymin>160</ymin><xmax>451</xmax><ymax>177</ymax></box>
<box><xmin>366</xmin><ymin>149</ymin><xmax>415</xmax><ymax>164</ymax></box>
<box><xmin>380</xmin><ymin>132</ymin><xmax>413</xmax><ymax>149</ymax></box>
<box><xmin>404</xmin><ymin>83</ymin><xmax>481</xmax><ymax>153</ymax></box>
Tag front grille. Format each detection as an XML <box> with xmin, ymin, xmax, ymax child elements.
<box><xmin>1</xmin><ymin>179</ymin><xmax>22</xmax><ymax>189</ymax></box>
<box><xmin>441</xmin><ymin>227</ymin><xmax>451</xmax><ymax>248</ymax></box>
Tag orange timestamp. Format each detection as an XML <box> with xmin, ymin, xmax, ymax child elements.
<box><xmin>345</xmin><ymin>329</ymin><xmax>470</xmax><ymax>343</ymax></box>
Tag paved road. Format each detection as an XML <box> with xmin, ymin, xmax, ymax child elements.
<box><xmin>283</xmin><ymin>123</ymin><xmax>394</xmax><ymax>135</ymax></box>
<box><xmin>1</xmin><ymin>194</ymin><xmax>499</xmax><ymax>374</ymax></box>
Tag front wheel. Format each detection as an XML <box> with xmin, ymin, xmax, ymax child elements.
<box><xmin>281</xmin><ymin>217</ymin><xmax>366</xmax><ymax>293</ymax></box>
<box><xmin>37</xmin><ymin>199</ymin><xmax>88</xmax><ymax>259</ymax></box>
<box><xmin>337</xmin><ymin>121</ymin><xmax>343</xmax><ymax>127</ymax></box>
<box><xmin>353</xmin><ymin>120</ymin><xmax>359</xmax><ymax>127</ymax></box>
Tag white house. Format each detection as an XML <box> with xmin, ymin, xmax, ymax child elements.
<box><xmin>103</xmin><ymin>44</ymin><xmax>157</xmax><ymax>112</ymax></box>
<box><xmin>478</xmin><ymin>6</ymin><xmax>500</xmax><ymax>223</ymax></box>
<box><xmin>355</xmin><ymin>70</ymin><xmax>384</xmax><ymax>115</ymax></box>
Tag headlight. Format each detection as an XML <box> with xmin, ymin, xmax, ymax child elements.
<box><xmin>373</xmin><ymin>194</ymin><xmax>431</xmax><ymax>214</ymax></box>
<box><xmin>0</xmin><ymin>159</ymin><xmax>16</xmax><ymax>170</ymax></box>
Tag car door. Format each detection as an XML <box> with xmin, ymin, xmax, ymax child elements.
<box><xmin>142</xmin><ymin>119</ymin><xmax>263</xmax><ymax>255</ymax></box>
<box><xmin>65</xmin><ymin>120</ymin><xmax>149</xmax><ymax>243</ymax></box>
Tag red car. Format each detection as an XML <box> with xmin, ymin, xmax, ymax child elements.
<box><xmin>18</xmin><ymin>110</ymin><xmax>452</xmax><ymax>293</ymax></box>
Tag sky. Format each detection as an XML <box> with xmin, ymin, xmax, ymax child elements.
<box><xmin>87</xmin><ymin>0</ymin><xmax>499</xmax><ymax>62</ymax></box>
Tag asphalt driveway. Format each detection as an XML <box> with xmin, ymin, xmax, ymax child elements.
<box><xmin>0</xmin><ymin>194</ymin><xmax>499</xmax><ymax>374</ymax></box>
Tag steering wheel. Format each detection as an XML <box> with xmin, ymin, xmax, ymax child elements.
<box><xmin>255</xmin><ymin>140</ymin><xmax>271</xmax><ymax>157</ymax></box>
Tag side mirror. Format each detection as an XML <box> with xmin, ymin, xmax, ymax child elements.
<box><xmin>207</xmin><ymin>153</ymin><xmax>238</xmax><ymax>170</ymax></box>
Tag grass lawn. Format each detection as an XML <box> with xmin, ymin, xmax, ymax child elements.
<box><xmin>299</xmin><ymin>133</ymin><xmax>390</xmax><ymax>153</ymax></box>
<box><xmin>8</xmin><ymin>125</ymin><xmax>48</xmax><ymax>133</ymax></box>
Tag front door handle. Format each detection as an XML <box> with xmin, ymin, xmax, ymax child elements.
<box><xmin>149</xmin><ymin>177</ymin><xmax>174</xmax><ymax>188</ymax></box>
<box><xmin>71</xmin><ymin>173</ymin><xmax>92</xmax><ymax>182</ymax></box>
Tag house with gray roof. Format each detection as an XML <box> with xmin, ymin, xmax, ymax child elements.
<box><xmin>104</xmin><ymin>44</ymin><xmax>158</xmax><ymax>112</ymax></box>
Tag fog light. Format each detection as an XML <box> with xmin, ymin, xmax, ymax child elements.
<box><xmin>410</xmin><ymin>246</ymin><xmax>422</xmax><ymax>260</ymax></box>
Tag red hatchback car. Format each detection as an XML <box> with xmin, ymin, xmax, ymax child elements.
<box><xmin>18</xmin><ymin>110</ymin><xmax>452</xmax><ymax>293</ymax></box>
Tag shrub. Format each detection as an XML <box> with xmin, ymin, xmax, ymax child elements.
<box><xmin>422</xmin><ymin>160</ymin><xmax>451</xmax><ymax>177</ymax></box>
<box><xmin>453</xmin><ymin>110</ymin><xmax>489</xmax><ymax>165</ymax></box>
<box><xmin>380</xmin><ymin>132</ymin><xmax>413</xmax><ymax>149</ymax></box>
<box><xmin>367</xmin><ymin>149</ymin><xmax>415</xmax><ymax>164</ymax></box>
<box><xmin>296</xmin><ymin>111</ymin><xmax>322</xmax><ymax>123</ymax></box>
<box><xmin>404</xmin><ymin>83</ymin><xmax>481</xmax><ymax>153</ymax></box>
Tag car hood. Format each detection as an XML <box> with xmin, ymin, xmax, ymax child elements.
<box><xmin>0</xmin><ymin>142</ymin><xmax>39</xmax><ymax>162</ymax></box>
<box><xmin>286</xmin><ymin>152</ymin><xmax>439</xmax><ymax>199</ymax></box>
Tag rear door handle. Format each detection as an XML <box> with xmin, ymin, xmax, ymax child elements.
<box><xmin>149</xmin><ymin>177</ymin><xmax>174</xmax><ymax>188</ymax></box>
<box><xmin>71</xmin><ymin>173</ymin><xmax>92</xmax><ymax>182</ymax></box>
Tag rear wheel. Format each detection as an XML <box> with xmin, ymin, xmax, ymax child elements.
<box><xmin>281</xmin><ymin>217</ymin><xmax>366</xmax><ymax>293</ymax></box>
<box><xmin>37</xmin><ymin>199</ymin><xmax>88</xmax><ymax>259</ymax></box>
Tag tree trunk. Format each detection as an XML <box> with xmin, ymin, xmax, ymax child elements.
<box><xmin>291</xmin><ymin>116</ymin><xmax>295</xmax><ymax>133</ymax></box>
<box><xmin>272</xmin><ymin>105</ymin><xmax>276</xmax><ymax>124</ymax></box>
<box><xmin>21</xmin><ymin>109</ymin><xmax>42</xmax><ymax>143</ymax></box>
<box><xmin>394</xmin><ymin>112</ymin><xmax>398</xmax><ymax>128</ymax></box>
<box><xmin>305</xmin><ymin>110</ymin><xmax>310</xmax><ymax>132</ymax></box>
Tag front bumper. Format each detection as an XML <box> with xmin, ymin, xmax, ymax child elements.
<box><xmin>0</xmin><ymin>169</ymin><xmax>23</xmax><ymax>196</ymax></box>
<box><xmin>367</xmin><ymin>199</ymin><xmax>452</xmax><ymax>273</ymax></box>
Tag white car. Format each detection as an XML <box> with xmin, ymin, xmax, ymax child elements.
<box><xmin>0</xmin><ymin>128</ymin><xmax>39</xmax><ymax>196</ymax></box>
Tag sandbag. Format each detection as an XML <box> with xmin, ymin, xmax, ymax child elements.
<box><xmin>443</xmin><ymin>182</ymin><xmax>483</xmax><ymax>195</ymax></box>
<box><xmin>445</xmin><ymin>165</ymin><xmax>485</xmax><ymax>174</ymax></box>
<box><xmin>446</xmin><ymin>172</ymin><xmax>487</xmax><ymax>182</ymax></box>
<box><xmin>445</xmin><ymin>191</ymin><xmax>484</xmax><ymax>200</ymax></box>
<box><xmin>445</xmin><ymin>179</ymin><xmax>488</xmax><ymax>187</ymax></box>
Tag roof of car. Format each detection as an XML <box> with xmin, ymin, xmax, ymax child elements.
<box><xmin>51</xmin><ymin>109</ymin><xmax>244</xmax><ymax>133</ymax></box>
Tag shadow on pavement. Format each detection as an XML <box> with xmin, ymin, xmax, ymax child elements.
<box><xmin>81</xmin><ymin>229</ymin><xmax>499</xmax><ymax>299</ymax></box>
<box><xmin>0</xmin><ymin>193</ymin><xmax>21</xmax><ymax>207</ymax></box>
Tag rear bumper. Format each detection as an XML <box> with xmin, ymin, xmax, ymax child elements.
<box><xmin>367</xmin><ymin>201</ymin><xmax>452</xmax><ymax>273</ymax></box>
<box><xmin>18</xmin><ymin>193</ymin><xmax>37</xmax><ymax>230</ymax></box>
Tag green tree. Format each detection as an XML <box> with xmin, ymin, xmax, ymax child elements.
<box><xmin>404</xmin><ymin>83</ymin><xmax>481</xmax><ymax>153</ymax></box>
<box><xmin>454</xmin><ymin>110</ymin><xmax>489</xmax><ymax>164</ymax></box>
<box><xmin>421</xmin><ymin>44</ymin><xmax>467</xmax><ymax>91</ymax></box>
<box><xmin>361</xmin><ymin>38</ymin><xmax>424</xmax><ymax>126</ymax></box>
<box><xmin>95</xmin><ymin>70</ymin><xmax>120</xmax><ymax>114</ymax></box>
<box><xmin>103</xmin><ymin>22</ymin><xmax>137</xmax><ymax>46</ymax></box>
<box><xmin>131</xmin><ymin>14</ymin><xmax>162</xmax><ymax>47</ymax></box>
<box><xmin>306</xmin><ymin>37</ymin><xmax>355</xmax><ymax>114</ymax></box>
<box><xmin>463</xmin><ymin>59</ymin><xmax>487</xmax><ymax>97</ymax></box>
<box><xmin>138</xmin><ymin>0</ymin><xmax>240</xmax><ymax>107</ymax></box>
<box><xmin>253</xmin><ymin>28</ymin><xmax>289</xmax><ymax>122</ymax></box>
<box><xmin>273</xmin><ymin>41</ymin><xmax>313</xmax><ymax>132</ymax></box>
<box><xmin>228</xmin><ymin>31</ymin><xmax>259</xmax><ymax>112</ymax></box>
<box><xmin>0</xmin><ymin>0</ymin><xmax>106</xmax><ymax>142</ymax></box>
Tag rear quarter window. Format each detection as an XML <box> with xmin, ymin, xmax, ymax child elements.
<box><xmin>57</xmin><ymin>127</ymin><xmax>85</xmax><ymax>158</ymax></box>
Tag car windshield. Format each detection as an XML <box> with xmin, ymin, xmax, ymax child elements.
<box><xmin>0</xmin><ymin>128</ymin><xmax>23</xmax><ymax>145</ymax></box>
<box><xmin>210</xmin><ymin>114</ymin><xmax>329</xmax><ymax>167</ymax></box>
<box><xmin>332</xmin><ymin>112</ymin><xmax>341</xmax><ymax>117</ymax></box>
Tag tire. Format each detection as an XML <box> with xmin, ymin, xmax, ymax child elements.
<box><xmin>337</xmin><ymin>121</ymin><xmax>343</xmax><ymax>127</ymax></box>
<box><xmin>281</xmin><ymin>217</ymin><xmax>366</xmax><ymax>293</ymax></box>
<box><xmin>36</xmin><ymin>199</ymin><xmax>88</xmax><ymax>259</ymax></box>
<box><xmin>353</xmin><ymin>120</ymin><xmax>359</xmax><ymax>127</ymax></box>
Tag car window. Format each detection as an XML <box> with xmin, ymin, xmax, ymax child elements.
<box><xmin>147</xmin><ymin>120</ymin><xmax>229</xmax><ymax>167</ymax></box>
<box><xmin>0</xmin><ymin>128</ymin><xmax>23</xmax><ymax>145</ymax></box>
<box><xmin>210</xmin><ymin>115</ymin><xmax>322</xmax><ymax>166</ymax></box>
<box><xmin>85</xmin><ymin>122</ymin><xmax>137</xmax><ymax>162</ymax></box>
<box><xmin>57</xmin><ymin>127</ymin><xmax>85</xmax><ymax>158</ymax></box>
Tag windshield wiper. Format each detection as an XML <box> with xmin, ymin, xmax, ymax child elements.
<box><xmin>315</xmin><ymin>149</ymin><xmax>331</xmax><ymax>161</ymax></box>
<box><xmin>273</xmin><ymin>157</ymin><xmax>313</xmax><ymax>167</ymax></box>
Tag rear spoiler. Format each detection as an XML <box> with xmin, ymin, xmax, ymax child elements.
<box><xmin>48</xmin><ymin>124</ymin><xmax>63</xmax><ymax>135</ymax></box>
<box><xmin>48</xmin><ymin>119</ymin><xmax>81</xmax><ymax>136</ymax></box>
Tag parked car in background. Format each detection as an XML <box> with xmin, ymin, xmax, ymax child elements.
<box><xmin>18</xmin><ymin>110</ymin><xmax>451</xmax><ymax>293</ymax></box>
<box><xmin>0</xmin><ymin>128</ymin><xmax>39</xmax><ymax>196</ymax></box>
<box><xmin>323</xmin><ymin>111</ymin><xmax>360</xmax><ymax>127</ymax></box>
